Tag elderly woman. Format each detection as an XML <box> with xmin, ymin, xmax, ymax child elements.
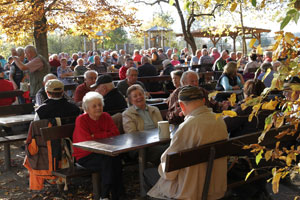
<box><xmin>216</xmin><ymin>61</ymin><xmax>244</xmax><ymax>91</ymax></box>
<box><xmin>170</xmin><ymin>70</ymin><xmax>183</xmax><ymax>89</ymax></box>
<box><xmin>122</xmin><ymin>84</ymin><xmax>162</xmax><ymax>133</ymax></box>
<box><xmin>72</xmin><ymin>92</ymin><xmax>123</xmax><ymax>200</ymax></box>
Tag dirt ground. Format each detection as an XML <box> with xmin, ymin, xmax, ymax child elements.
<box><xmin>1</xmin><ymin>141</ymin><xmax>300</xmax><ymax>200</ymax></box>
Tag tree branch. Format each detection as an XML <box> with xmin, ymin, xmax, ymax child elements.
<box><xmin>193</xmin><ymin>3</ymin><xmax>222</xmax><ymax>18</ymax></box>
<box><xmin>132</xmin><ymin>0</ymin><xmax>168</xmax><ymax>6</ymax></box>
<box><xmin>45</xmin><ymin>0</ymin><xmax>59</xmax><ymax>12</ymax></box>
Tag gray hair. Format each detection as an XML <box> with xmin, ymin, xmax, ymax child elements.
<box><xmin>84</xmin><ymin>70</ymin><xmax>98</xmax><ymax>79</ymax></box>
<box><xmin>180</xmin><ymin>71</ymin><xmax>199</xmax><ymax>86</ymax></box>
<box><xmin>264</xmin><ymin>51</ymin><xmax>272</xmax><ymax>58</ymax></box>
<box><xmin>126</xmin><ymin>67</ymin><xmax>138</xmax><ymax>76</ymax></box>
<box><xmin>141</xmin><ymin>56</ymin><xmax>150</xmax><ymax>64</ymax></box>
<box><xmin>43</xmin><ymin>73</ymin><xmax>57</xmax><ymax>83</ymax></box>
<box><xmin>82</xmin><ymin>91</ymin><xmax>104</xmax><ymax>112</ymax></box>
<box><xmin>16</xmin><ymin>47</ymin><xmax>25</xmax><ymax>57</ymax></box>
<box><xmin>25</xmin><ymin>45</ymin><xmax>37</xmax><ymax>55</ymax></box>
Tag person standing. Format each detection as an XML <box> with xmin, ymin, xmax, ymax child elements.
<box><xmin>11</xmin><ymin>45</ymin><xmax>50</xmax><ymax>99</ymax></box>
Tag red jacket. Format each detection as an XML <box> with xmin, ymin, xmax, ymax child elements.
<box><xmin>0</xmin><ymin>79</ymin><xmax>15</xmax><ymax>106</ymax></box>
<box><xmin>72</xmin><ymin>112</ymin><xmax>119</xmax><ymax>160</ymax></box>
<box><xmin>119</xmin><ymin>66</ymin><xmax>128</xmax><ymax>80</ymax></box>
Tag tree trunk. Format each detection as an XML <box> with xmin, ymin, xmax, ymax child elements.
<box><xmin>174</xmin><ymin>0</ymin><xmax>197</xmax><ymax>55</ymax></box>
<box><xmin>34</xmin><ymin>15</ymin><xmax>49</xmax><ymax>60</ymax></box>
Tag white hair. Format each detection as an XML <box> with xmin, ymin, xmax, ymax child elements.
<box><xmin>84</xmin><ymin>70</ymin><xmax>98</xmax><ymax>79</ymax></box>
<box><xmin>180</xmin><ymin>71</ymin><xmax>199</xmax><ymax>86</ymax></box>
<box><xmin>43</xmin><ymin>73</ymin><xmax>57</xmax><ymax>83</ymax></box>
<box><xmin>82</xmin><ymin>92</ymin><xmax>104</xmax><ymax>112</ymax></box>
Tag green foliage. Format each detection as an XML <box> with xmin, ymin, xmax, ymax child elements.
<box><xmin>48</xmin><ymin>34</ymin><xmax>84</xmax><ymax>55</ymax></box>
<box><xmin>103</xmin><ymin>28</ymin><xmax>128</xmax><ymax>49</ymax></box>
<box><xmin>281</xmin><ymin>9</ymin><xmax>300</xmax><ymax>29</ymax></box>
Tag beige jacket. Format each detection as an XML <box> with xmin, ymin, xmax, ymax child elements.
<box><xmin>148</xmin><ymin>106</ymin><xmax>228</xmax><ymax>200</ymax></box>
<box><xmin>122</xmin><ymin>105</ymin><xmax>163</xmax><ymax>133</ymax></box>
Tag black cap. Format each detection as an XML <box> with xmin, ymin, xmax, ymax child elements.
<box><xmin>90</xmin><ymin>74</ymin><xmax>112</xmax><ymax>88</ymax></box>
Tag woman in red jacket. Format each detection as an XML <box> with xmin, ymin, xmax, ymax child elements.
<box><xmin>73</xmin><ymin>91</ymin><xmax>123</xmax><ymax>200</ymax></box>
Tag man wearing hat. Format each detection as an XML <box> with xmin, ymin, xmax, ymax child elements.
<box><xmin>147</xmin><ymin>86</ymin><xmax>228</xmax><ymax>200</ymax></box>
<box><xmin>0</xmin><ymin>67</ymin><xmax>15</xmax><ymax>106</ymax></box>
<box><xmin>35</xmin><ymin>79</ymin><xmax>80</xmax><ymax>120</ymax></box>
<box><xmin>92</xmin><ymin>74</ymin><xmax>127</xmax><ymax>112</ymax></box>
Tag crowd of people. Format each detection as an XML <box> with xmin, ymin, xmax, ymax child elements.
<box><xmin>0</xmin><ymin>43</ymin><xmax>298</xmax><ymax>200</ymax></box>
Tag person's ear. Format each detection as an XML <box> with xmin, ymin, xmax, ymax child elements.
<box><xmin>179</xmin><ymin>101</ymin><xmax>186</xmax><ymax>113</ymax></box>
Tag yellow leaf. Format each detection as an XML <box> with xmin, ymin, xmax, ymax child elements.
<box><xmin>265</xmin><ymin>150</ymin><xmax>273</xmax><ymax>161</ymax></box>
<box><xmin>222</xmin><ymin>110</ymin><xmax>237</xmax><ymax>117</ymax></box>
<box><xmin>228</xmin><ymin>93</ymin><xmax>236</xmax><ymax>107</ymax></box>
<box><xmin>272</xmin><ymin>171</ymin><xmax>282</xmax><ymax>193</ymax></box>
<box><xmin>285</xmin><ymin>32</ymin><xmax>294</xmax><ymax>45</ymax></box>
<box><xmin>257</xmin><ymin>44</ymin><xmax>263</xmax><ymax>55</ymax></box>
<box><xmin>286</xmin><ymin>153</ymin><xmax>293</xmax><ymax>166</ymax></box>
<box><xmin>241</xmin><ymin>103</ymin><xmax>248</xmax><ymax>110</ymax></box>
<box><xmin>258</xmin><ymin>123</ymin><xmax>272</xmax><ymax>143</ymax></box>
<box><xmin>249</xmin><ymin>38</ymin><xmax>257</xmax><ymax>48</ymax></box>
<box><xmin>245</xmin><ymin>168</ymin><xmax>255</xmax><ymax>181</ymax></box>
<box><xmin>290</xmin><ymin>84</ymin><xmax>300</xmax><ymax>91</ymax></box>
<box><xmin>230</xmin><ymin>2</ymin><xmax>238</xmax><ymax>12</ymax></box>
<box><xmin>248</xmin><ymin>103</ymin><xmax>261</xmax><ymax>122</ymax></box>
<box><xmin>275</xmin><ymin>115</ymin><xmax>284</xmax><ymax>128</ymax></box>
<box><xmin>262</xmin><ymin>100</ymin><xmax>278</xmax><ymax>110</ymax></box>
<box><xmin>256</xmin><ymin>149</ymin><xmax>263</xmax><ymax>165</ymax></box>
<box><xmin>262</xmin><ymin>68</ymin><xmax>271</xmax><ymax>82</ymax></box>
<box><xmin>208</xmin><ymin>91</ymin><xmax>219</xmax><ymax>101</ymax></box>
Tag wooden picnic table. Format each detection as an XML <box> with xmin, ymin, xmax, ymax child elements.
<box><xmin>0</xmin><ymin>114</ymin><xmax>35</xmax><ymax>127</ymax></box>
<box><xmin>73</xmin><ymin>128</ymin><xmax>173</xmax><ymax>197</ymax></box>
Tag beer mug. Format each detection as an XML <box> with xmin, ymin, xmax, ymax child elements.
<box><xmin>158</xmin><ymin>121</ymin><xmax>175</xmax><ymax>139</ymax></box>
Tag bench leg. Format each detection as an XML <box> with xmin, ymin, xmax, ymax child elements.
<box><xmin>202</xmin><ymin>146</ymin><xmax>216</xmax><ymax>200</ymax></box>
<box><xmin>4</xmin><ymin>143</ymin><xmax>11</xmax><ymax>171</ymax></box>
<box><xmin>92</xmin><ymin>172</ymin><xmax>101</xmax><ymax>200</ymax></box>
<box><xmin>139</xmin><ymin>148</ymin><xmax>146</xmax><ymax>197</ymax></box>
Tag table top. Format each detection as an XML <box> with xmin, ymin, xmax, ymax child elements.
<box><xmin>0</xmin><ymin>114</ymin><xmax>35</xmax><ymax>127</ymax></box>
<box><xmin>218</xmin><ymin>89</ymin><xmax>243</xmax><ymax>94</ymax></box>
<box><xmin>73</xmin><ymin>128</ymin><xmax>171</xmax><ymax>156</ymax></box>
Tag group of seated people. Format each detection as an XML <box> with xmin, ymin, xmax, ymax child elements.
<box><xmin>2</xmin><ymin>45</ymin><xmax>297</xmax><ymax>200</ymax></box>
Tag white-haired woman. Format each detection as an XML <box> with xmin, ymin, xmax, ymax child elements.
<box><xmin>122</xmin><ymin>84</ymin><xmax>162</xmax><ymax>133</ymax></box>
<box><xmin>72</xmin><ymin>91</ymin><xmax>123</xmax><ymax>200</ymax></box>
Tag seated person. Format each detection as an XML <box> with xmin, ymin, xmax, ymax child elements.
<box><xmin>170</xmin><ymin>54</ymin><xmax>180</xmax><ymax>66</ymax></box>
<box><xmin>35</xmin><ymin>73</ymin><xmax>75</xmax><ymax>106</ymax></box>
<box><xmin>35</xmin><ymin>79</ymin><xmax>80</xmax><ymax>120</ymax></box>
<box><xmin>224</xmin><ymin>79</ymin><xmax>269</xmax><ymax>137</ymax></box>
<box><xmin>87</xmin><ymin>55</ymin><xmax>108</xmax><ymax>73</ymax></box>
<box><xmin>146</xmin><ymin>86</ymin><xmax>228</xmax><ymax>199</ymax></box>
<box><xmin>119</xmin><ymin>58</ymin><xmax>134</xmax><ymax>80</ymax></box>
<box><xmin>160</xmin><ymin>59</ymin><xmax>174</xmax><ymax>76</ymax></box>
<box><xmin>92</xmin><ymin>74</ymin><xmax>127</xmax><ymax>112</ymax></box>
<box><xmin>57</xmin><ymin>58</ymin><xmax>74</xmax><ymax>86</ymax></box>
<box><xmin>74</xmin><ymin>58</ymin><xmax>88</xmax><ymax>76</ymax></box>
<box><xmin>122</xmin><ymin>84</ymin><xmax>162</xmax><ymax>133</ymax></box>
<box><xmin>170</xmin><ymin>70</ymin><xmax>183</xmax><ymax>89</ymax></box>
<box><xmin>216</xmin><ymin>61</ymin><xmax>244</xmax><ymax>91</ymax></box>
<box><xmin>74</xmin><ymin>70</ymin><xmax>97</xmax><ymax>104</ymax></box>
<box><xmin>117</xmin><ymin>67</ymin><xmax>146</xmax><ymax>97</ymax></box>
<box><xmin>0</xmin><ymin>67</ymin><xmax>15</xmax><ymax>106</ymax></box>
<box><xmin>257</xmin><ymin>62</ymin><xmax>275</xmax><ymax>88</ymax></box>
<box><xmin>72</xmin><ymin>92</ymin><xmax>123</xmax><ymax>200</ymax></box>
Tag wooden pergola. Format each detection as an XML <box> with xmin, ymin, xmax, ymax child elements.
<box><xmin>144</xmin><ymin>26</ymin><xmax>172</xmax><ymax>50</ymax></box>
<box><xmin>176</xmin><ymin>26</ymin><xmax>271</xmax><ymax>52</ymax></box>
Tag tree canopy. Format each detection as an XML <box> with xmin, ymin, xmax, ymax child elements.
<box><xmin>0</xmin><ymin>0</ymin><xmax>140</xmax><ymax>58</ymax></box>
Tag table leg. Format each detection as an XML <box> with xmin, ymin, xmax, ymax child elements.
<box><xmin>4</xmin><ymin>143</ymin><xmax>11</xmax><ymax>171</ymax></box>
<box><xmin>92</xmin><ymin>172</ymin><xmax>101</xmax><ymax>200</ymax></box>
<box><xmin>138</xmin><ymin>148</ymin><xmax>146</xmax><ymax>197</ymax></box>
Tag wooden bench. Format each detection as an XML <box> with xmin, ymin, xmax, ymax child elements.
<box><xmin>0</xmin><ymin>90</ymin><xmax>24</xmax><ymax>99</ymax></box>
<box><xmin>0</xmin><ymin>103</ymin><xmax>34</xmax><ymax>170</ymax></box>
<box><xmin>164</xmin><ymin>125</ymin><xmax>297</xmax><ymax>200</ymax></box>
<box><xmin>40</xmin><ymin>123</ymin><xmax>101</xmax><ymax>200</ymax></box>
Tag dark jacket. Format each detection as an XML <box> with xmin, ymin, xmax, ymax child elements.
<box><xmin>103</xmin><ymin>88</ymin><xmax>127</xmax><ymax>113</ymax></box>
<box><xmin>36</xmin><ymin>98</ymin><xmax>80</xmax><ymax>119</ymax></box>
<box><xmin>216</xmin><ymin>73</ymin><xmax>238</xmax><ymax>91</ymax></box>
